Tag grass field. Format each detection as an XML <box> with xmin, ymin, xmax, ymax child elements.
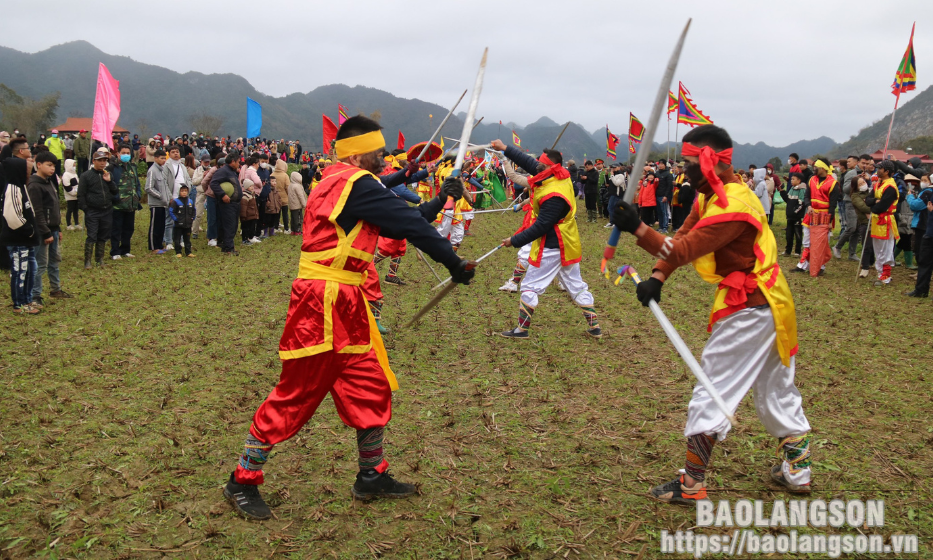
<box><xmin>0</xmin><ymin>200</ymin><xmax>930</xmax><ymax>559</ymax></box>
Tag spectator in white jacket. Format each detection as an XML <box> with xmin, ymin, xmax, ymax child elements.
<box><xmin>190</xmin><ymin>153</ymin><xmax>211</xmax><ymax>239</ymax></box>
<box><xmin>753</xmin><ymin>167</ymin><xmax>771</xmax><ymax>215</ymax></box>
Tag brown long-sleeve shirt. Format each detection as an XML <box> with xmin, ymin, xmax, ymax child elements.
<box><xmin>635</xmin><ymin>183</ymin><xmax>768</xmax><ymax>309</ymax></box>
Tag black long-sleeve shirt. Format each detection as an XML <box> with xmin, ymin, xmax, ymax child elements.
<box><xmin>337</xmin><ymin>175</ymin><xmax>461</xmax><ymax>272</ymax></box>
<box><xmin>503</xmin><ymin>146</ymin><xmax>569</xmax><ymax>250</ymax></box>
<box><xmin>870</xmin><ymin>182</ymin><xmax>899</xmax><ymax>215</ymax></box>
<box><xmin>656</xmin><ymin>169</ymin><xmax>674</xmax><ymax>200</ymax></box>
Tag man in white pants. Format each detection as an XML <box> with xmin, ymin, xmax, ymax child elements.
<box><xmin>612</xmin><ymin>124</ymin><xmax>813</xmax><ymax>505</ymax></box>
<box><xmin>866</xmin><ymin>160</ymin><xmax>900</xmax><ymax>287</ymax></box>
<box><xmin>490</xmin><ymin>140</ymin><xmax>600</xmax><ymax>339</ymax></box>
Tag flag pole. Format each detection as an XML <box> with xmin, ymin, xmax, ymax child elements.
<box><xmin>881</xmin><ymin>94</ymin><xmax>901</xmax><ymax>159</ymax></box>
<box><xmin>667</xmin><ymin>113</ymin><xmax>671</xmax><ymax>163</ymax></box>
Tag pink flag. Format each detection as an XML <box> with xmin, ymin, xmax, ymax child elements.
<box><xmin>91</xmin><ymin>63</ymin><xmax>121</xmax><ymax>149</ymax></box>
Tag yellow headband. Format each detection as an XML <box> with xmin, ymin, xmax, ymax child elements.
<box><xmin>813</xmin><ymin>159</ymin><xmax>833</xmax><ymax>174</ymax></box>
<box><xmin>335</xmin><ymin>130</ymin><xmax>385</xmax><ymax>160</ymax></box>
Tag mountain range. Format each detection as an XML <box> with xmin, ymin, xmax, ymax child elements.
<box><xmin>2</xmin><ymin>40</ymin><xmax>928</xmax><ymax>167</ymax></box>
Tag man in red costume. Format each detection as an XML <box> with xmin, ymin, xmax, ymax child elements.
<box><xmin>224</xmin><ymin>116</ymin><xmax>474</xmax><ymax>520</ymax></box>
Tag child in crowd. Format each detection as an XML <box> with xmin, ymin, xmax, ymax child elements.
<box><xmin>778</xmin><ymin>172</ymin><xmax>807</xmax><ymax>256</ymax></box>
<box><xmin>62</xmin><ymin>158</ymin><xmax>82</xmax><ymax>230</ymax></box>
<box><xmin>168</xmin><ymin>185</ymin><xmax>196</xmax><ymax>257</ymax></box>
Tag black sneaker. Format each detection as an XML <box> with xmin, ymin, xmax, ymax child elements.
<box><xmin>384</xmin><ymin>275</ymin><xmax>406</xmax><ymax>286</ymax></box>
<box><xmin>906</xmin><ymin>289</ymin><xmax>928</xmax><ymax>298</ymax></box>
<box><xmin>649</xmin><ymin>474</ymin><xmax>708</xmax><ymax>506</ymax></box>
<box><xmin>223</xmin><ymin>472</ymin><xmax>272</xmax><ymax>520</ymax></box>
<box><xmin>499</xmin><ymin>328</ymin><xmax>529</xmax><ymax>339</ymax></box>
<box><xmin>790</xmin><ymin>267</ymin><xmax>806</xmax><ymax>273</ymax></box>
<box><xmin>351</xmin><ymin>469</ymin><xmax>417</xmax><ymax>501</ymax></box>
<box><xmin>585</xmin><ymin>327</ymin><xmax>602</xmax><ymax>339</ymax></box>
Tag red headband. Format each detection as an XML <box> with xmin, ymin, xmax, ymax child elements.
<box><xmin>528</xmin><ymin>153</ymin><xmax>570</xmax><ymax>189</ymax></box>
<box><xmin>680</xmin><ymin>143</ymin><xmax>733</xmax><ymax>208</ymax></box>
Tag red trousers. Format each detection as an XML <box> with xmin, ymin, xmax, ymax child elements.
<box><xmin>361</xmin><ymin>261</ymin><xmax>383</xmax><ymax>302</ymax></box>
<box><xmin>809</xmin><ymin>223</ymin><xmax>831</xmax><ymax>277</ymax></box>
<box><xmin>377</xmin><ymin>236</ymin><xmax>407</xmax><ymax>258</ymax></box>
<box><xmin>250</xmin><ymin>351</ymin><xmax>392</xmax><ymax>446</ymax></box>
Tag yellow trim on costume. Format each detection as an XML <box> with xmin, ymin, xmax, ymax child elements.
<box><xmin>335</xmin><ymin>130</ymin><xmax>386</xmax><ymax>159</ymax></box>
<box><xmin>297</xmin><ymin>257</ymin><xmax>366</xmax><ymax>284</ymax></box>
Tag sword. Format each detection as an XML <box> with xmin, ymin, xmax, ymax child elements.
<box><xmin>415</xmin><ymin>90</ymin><xmax>468</xmax><ymax>163</ymax></box>
<box><xmin>440</xmin><ymin>117</ymin><xmax>485</xmax><ymax>158</ymax></box>
<box><xmin>431</xmin><ymin>243</ymin><xmax>503</xmax><ymax>291</ymax></box>
<box><xmin>615</xmin><ymin>264</ymin><xmax>737</xmax><ymax>425</ymax></box>
<box><xmin>406</xmin><ymin>47</ymin><xmax>489</xmax><ymax>323</ymax></box>
<box><xmin>550</xmin><ymin>121</ymin><xmax>571</xmax><ymax>150</ymax></box>
<box><xmin>602</xmin><ymin>19</ymin><xmax>692</xmax><ymax>273</ymax></box>
<box><xmin>415</xmin><ymin>247</ymin><xmax>443</xmax><ymax>283</ymax></box>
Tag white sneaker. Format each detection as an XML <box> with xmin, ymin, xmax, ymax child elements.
<box><xmin>165</xmin><ymin>243</ymin><xmax>174</xmax><ymax>251</ymax></box>
<box><xmin>67</xmin><ymin>225</ymin><xmax>75</xmax><ymax>231</ymax></box>
<box><xmin>284</xmin><ymin>229</ymin><xmax>291</xmax><ymax>235</ymax></box>
<box><xmin>604</xmin><ymin>222</ymin><xmax>614</xmax><ymax>228</ymax></box>
<box><xmin>208</xmin><ymin>240</ymin><xmax>217</xmax><ymax>247</ymax></box>
<box><xmin>112</xmin><ymin>255</ymin><xmax>122</xmax><ymax>260</ymax></box>
<box><xmin>124</xmin><ymin>253</ymin><xmax>136</xmax><ymax>258</ymax></box>
<box><xmin>498</xmin><ymin>280</ymin><xmax>518</xmax><ymax>293</ymax></box>
<box><xmin>250</xmin><ymin>236</ymin><xmax>262</xmax><ymax>243</ymax></box>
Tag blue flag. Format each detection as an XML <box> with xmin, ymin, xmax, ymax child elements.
<box><xmin>246</xmin><ymin>97</ymin><xmax>262</xmax><ymax>138</ymax></box>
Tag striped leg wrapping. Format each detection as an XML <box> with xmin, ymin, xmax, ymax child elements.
<box><xmin>369</xmin><ymin>299</ymin><xmax>383</xmax><ymax>320</ymax></box>
<box><xmin>239</xmin><ymin>433</ymin><xmax>274</xmax><ymax>472</ymax></box>
<box><xmin>357</xmin><ymin>426</ymin><xmax>386</xmax><ymax>471</ymax></box>
<box><xmin>511</xmin><ymin>262</ymin><xmax>527</xmax><ymax>284</ymax></box>
<box><xmin>388</xmin><ymin>257</ymin><xmax>402</xmax><ymax>278</ymax></box>
<box><xmin>580</xmin><ymin>306</ymin><xmax>599</xmax><ymax>329</ymax></box>
<box><xmin>684</xmin><ymin>433</ymin><xmax>716</xmax><ymax>482</ymax></box>
<box><xmin>777</xmin><ymin>434</ymin><xmax>811</xmax><ymax>473</ymax></box>
<box><xmin>517</xmin><ymin>301</ymin><xmax>535</xmax><ymax>331</ymax></box>
<box><xmin>373</xmin><ymin>250</ymin><xmax>388</xmax><ymax>266</ymax></box>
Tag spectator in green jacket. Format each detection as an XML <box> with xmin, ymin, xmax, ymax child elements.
<box><xmin>72</xmin><ymin>129</ymin><xmax>91</xmax><ymax>175</ymax></box>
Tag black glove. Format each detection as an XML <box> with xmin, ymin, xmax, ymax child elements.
<box><xmin>635</xmin><ymin>277</ymin><xmax>663</xmax><ymax>307</ymax></box>
<box><xmin>449</xmin><ymin>259</ymin><xmax>475</xmax><ymax>285</ymax></box>
<box><xmin>612</xmin><ymin>200</ymin><xmax>642</xmax><ymax>234</ymax></box>
<box><xmin>441</xmin><ymin>177</ymin><xmax>464</xmax><ymax>201</ymax></box>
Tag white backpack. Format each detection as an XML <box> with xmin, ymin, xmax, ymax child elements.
<box><xmin>2</xmin><ymin>182</ymin><xmax>33</xmax><ymax>232</ymax></box>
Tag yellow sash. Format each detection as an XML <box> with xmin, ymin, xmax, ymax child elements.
<box><xmin>691</xmin><ymin>182</ymin><xmax>798</xmax><ymax>366</ymax></box>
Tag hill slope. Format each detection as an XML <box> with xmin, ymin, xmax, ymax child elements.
<box><xmin>829</xmin><ymin>85</ymin><xmax>933</xmax><ymax>158</ymax></box>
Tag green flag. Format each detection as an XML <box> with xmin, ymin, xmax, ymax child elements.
<box><xmin>490</xmin><ymin>170</ymin><xmax>507</xmax><ymax>202</ymax></box>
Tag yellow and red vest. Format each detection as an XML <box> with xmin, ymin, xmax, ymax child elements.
<box><xmin>278</xmin><ymin>162</ymin><xmax>397</xmax><ymax>390</ymax></box>
<box><xmin>528</xmin><ymin>176</ymin><xmax>582</xmax><ymax>267</ymax></box>
<box><xmin>691</xmin><ymin>181</ymin><xmax>798</xmax><ymax>366</ymax></box>
<box><xmin>870</xmin><ymin>178</ymin><xmax>900</xmax><ymax>240</ymax></box>
<box><xmin>672</xmin><ymin>172</ymin><xmax>686</xmax><ymax>207</ymax></box>
<box><xmin>808</xmin><ymin>175</ymin><xmax>836</xmax><ymax>212</ymax></box>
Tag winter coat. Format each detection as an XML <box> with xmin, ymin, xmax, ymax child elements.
<box><xmin>145</xmin><ymin>140</ymin><xmax>157</xmax><ymax>163</ymax></box>
<box><xmin>907</xmin><ymin>187</ymin><xmax>932</xmax><ymax>229</ymax></box>
<box><xmin>753</xmin><ymin>168</ymin><xmax>771</xmax><ymax>214</ymax></box>
<box><xmin>62</xmin><ymin>159</ymin><xmax>79</xmax><ymax>201</ymax></box>
<box><xmin>850</xmin><ymin>189</ymin><xmax>871</xmax><ymax>226</ymax></box>
<box><xmin>146</xmin><ymin>162</ymin><xmax>172</xmax><ymax>207</ymax></box>
<box><xmin>27</xmin><ymin>173</ymin><xmax>61</xmax><ymax>239</ymax></box>
<box><xmin>77</xmin><ymin>168</ymin><xmax>118</xmax><ymax>211</ymax></box>
<box><xmin>287</xmin><ymin>172</ymin><xmax>307</xmax><ymax>210</ymax></box>
<box><xmin>0</xmin><ymin>157</ymin><xmax>39</xmax><ymax>246</ymax></box>
<box><xmin>272</xmin><ymin>159</ymin><xmax>290</xmax><ymax>205</ymax></box>
<box><xmin>72</xmin><ymin>135</ymin><xmax>91</xmax><ymax>160</ymax></box>
<box><xmin>168</xmin><ymin>196</ymin><xmax>196</xmax><ymax>229</ymax></box>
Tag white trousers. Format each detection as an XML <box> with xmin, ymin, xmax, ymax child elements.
<box><xmin>436</xmin><ymin>216</ymin><xmax>464</xmax><ymax>246</ymax></box>
<box><xmin>520</xmin><ymin>248</ymin><xmax>593</xmax><ymax>307</ymax></box>
<box><xmin>872</xmin><ymin>236</ymin><xmax>895</xmax><ymax>272</ymax></box>
<box><xmin>685</xmin><ymin>307</ymin><xmax>811</xmax><ymax>483</ymax></box>
<box><xmin>516</xmin><ymin>244</ymin><xmax>530</xmax><ymax>268</ymax></box>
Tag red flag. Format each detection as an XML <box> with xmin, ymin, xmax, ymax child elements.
<box><xmin>397</xmin><ymin>130</ymin><xmax>405</xmax><ymax>150</ymax></box>
<box><xmin>92</xmin><ymin>63</ymin><xmax>121</xmax><ymax>149</ymax></box>
<box><xmin>322</xmin><ymin>114</ymin><xmax>338</xmax><ymax>155</ymax></box>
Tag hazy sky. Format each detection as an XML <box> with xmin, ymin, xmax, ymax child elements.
<box><xmin>3</xmin><ymin>0</ymin><xmax>931</xmax><ymax>146</ymax></box>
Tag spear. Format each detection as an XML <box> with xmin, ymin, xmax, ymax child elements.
<box><xmin>551</xmin><ymin>121</ymin><xmax>571</xmax><ymax>150</ymax></box>
<box><xmin>440</xmin><ymin>117</ymin><xmax>485</xmax><ymax>158</ymax></box>
<box><xmin>601</xmin><ymin>19</ymin><xmax>692</xmax><ymax>274</ymax></box>
<box><xmin>613</xmin><ymin>264</ymin><xmax>737</xmax><ymax>425</ymax></box>
<box><xmin>415</xmin><ymin>247</ymin><xmax>443</xmax><ymax>283</ymax></box>
<box><xmin>405</xmin><ymin>47</ymin><xmax>489</xmax><ymax>325</ymax></box>
<box><xmin>415</xmin><ymin>89</ymin><xmax>467</xmax><ymax>163</ymax></box>
<box><xmin>430</xmin><ymin>243</ymin><xmax>503</xmax><ymax>291</ymax></box>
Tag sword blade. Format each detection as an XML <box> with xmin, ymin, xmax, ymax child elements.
<box><xmin>404</xmin><ymin>281</ymin><xmax>458</xmax><ymax>328</ymax></box>
<box><xmin>415</xmin><ymin>89</ymin><xmax>467</xmax><ymax>163</ymax></box>
<box><xmin>550</xmin><ymin>121</ymin><xmax>571</xmax><ymax>150</ymax></box>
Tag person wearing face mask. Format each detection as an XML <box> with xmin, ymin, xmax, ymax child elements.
<box><xmin>109</xmin><ymin>144</ymin><xmax>142</xmax><ymax>260</ymax></box>
<box><xmin>44</xmin><ymin>130</ymin><xmax>66</xmax><ymax>174</ymax></box>
<box><xmin>611</xmin><ymin>124</ymin><xmax>812</xmax><ymax>505</ymax></box>
<box><xmin>849</xmin><ymin>176</ymin><xmax>873</xmax><ymax>273</ymax></box>
<box><xmin>222</xmin><ymin>117</ymin><xmax>475</xmax><ymax>520</ymax></box>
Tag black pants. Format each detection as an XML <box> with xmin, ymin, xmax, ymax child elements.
<box><xmin>110</xmin><ymin>210</ymin><xmax>135</xmax><ymax>256</ymax></box>
<box><xmin>915</xmin><ymin>236</ymin><xmax>933</xmax><ymax>294</ymax></box>
<box><xmin>671</xmin><ymin>205</ymin><xmax>688</xmax><ymax>231</ymax></box>
<box><xmin>66</xmin><ymin>200</ymin><xmax>80</xmax><ymax>226</ymax></box>
<box><xmin>77</xmin><ymin>158</ymin><xmax>89</xmax><ymax>175</ymax></box>
<box><xmin>290</xmin><ymin>209</ymin><xmax>303</xmax><ymax>233</ymax></box>
<box><xmin>84</xmin><ymin>208</ymin><xmax>112</xmax><ymax>243</ymax></box>
<box><xmin>640</xmin><ymin>206</ymin><xmax>656</xmax><ymax>227</ymax></box>
<box><xmin>280</xmin><ymin>207</ymin><xmax>290</xmax><ymax>230</ymax></box>
<box><xmin>583</xmin><ymin>189</ymin><xmax>597</xmax><ymax>211</ymax></box>
<box><xmin>263</xmin><ymin>210</ymin><xmax>279</xmax><ymax>229</ymax></box>
<box><xmin>860</xmin><ymin>229</ymin><xmax>875</xmax><ymax>269</ymax></box>
<box><xmin>785</xmin><ymin>219</ymin><xmax>803</xmax><ymax>254</ymax></box>
<box><xmin>172</xmin><ymin>227</ymin><xmax>192</xmax><ymax>255</ymax></box>
<box><xmin>149</xmin><ymin>207</ymin><xmax>166</xmax><ymax>251</ymax></box>
<box><xmin>217</xmin><ymin>201</ymin><xmax>240</xmax><ymax>252</ymax></box>
<box><xmin>241</xmin><ymin>219</ymin><xmax>259</xmax><ymax>241</ymax></box>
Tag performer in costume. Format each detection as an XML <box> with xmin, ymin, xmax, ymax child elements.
<box><xmin>224</xmin><ymin>116</ymin><xmax>475</xmax><ymax>520</ymax></box>
<box><xmin>866</xmin><ymin>160</ymin><xmax>900</xmax><ymax>286</ymax></box>
<box><xmin>373</xmin><ymin>157</ymin><xmax>430</xmax><ymax>288</ymax></box>
<box><xmin>802</xmin><ymin>158</ymin><xmax>839</xmax><ymax>278</ymax></box>
<box><xmin>612</xmin><ymin>125</ymin><xmax>813</xmax><ymax>505</ymax></box>
<box><xmin>671</xmin><ymin>162</ymin><xmax>688</xmax><ymax>231</ymax></box>
<box><xmin>490</xmin><ymin>140</ymin><xmax>600</xmax><ymax>339</ymax></box>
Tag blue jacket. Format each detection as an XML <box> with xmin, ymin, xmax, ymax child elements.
<box><xmin>907</xmin><ymin>187</ymin><xmax>932</xmax><ymax>229</ymax></box>
<box><xmin>380</xmin><ymin>168</ymin><xmax>425</xmax><ymax>204</ymax></box>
